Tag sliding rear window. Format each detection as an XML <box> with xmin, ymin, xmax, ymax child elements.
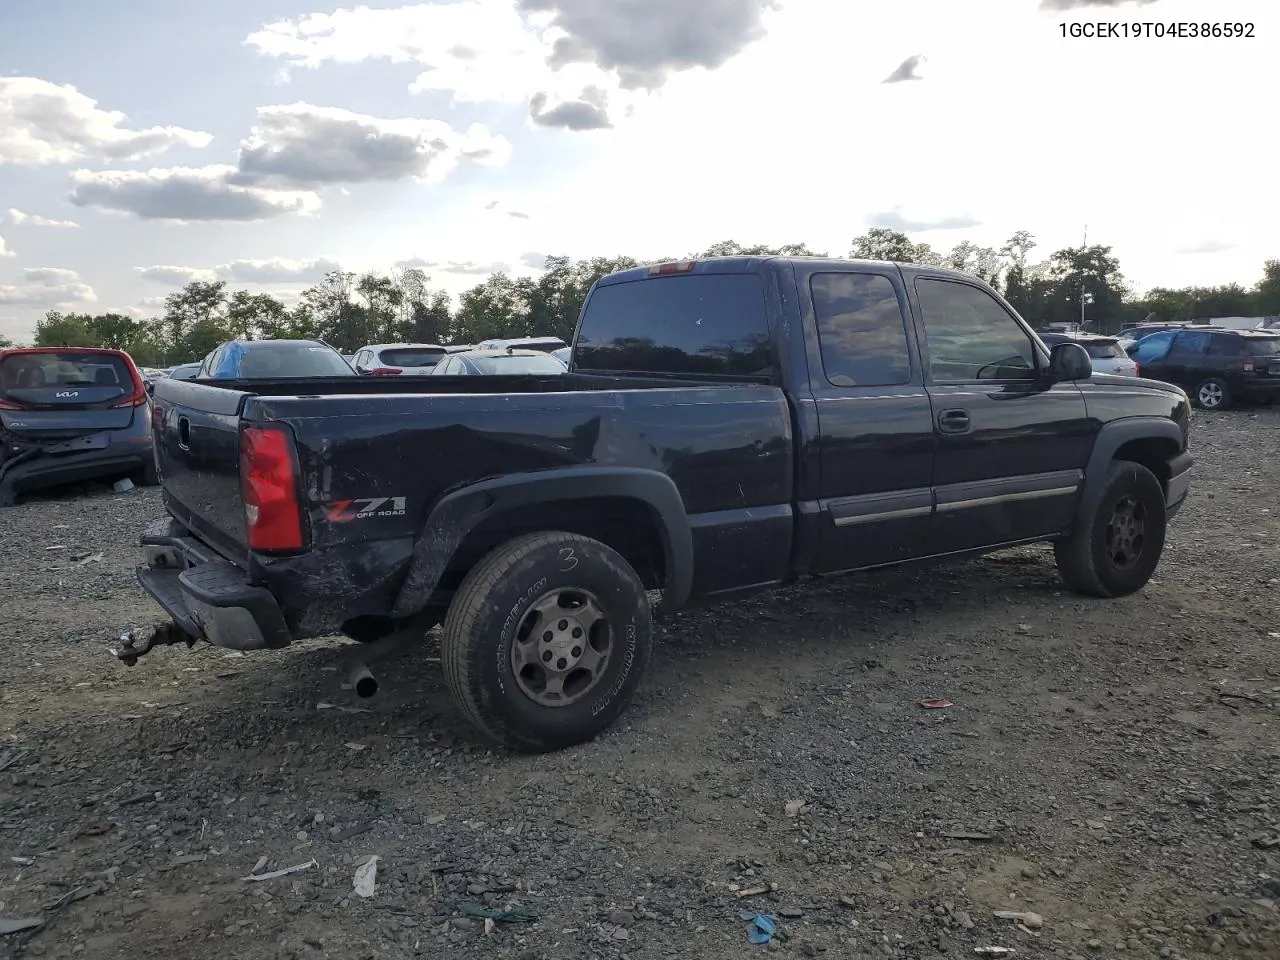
<box><xmin>576</xmin><ymin>273</ymin><xmax>772</xmax><ymax>377</ymax></box>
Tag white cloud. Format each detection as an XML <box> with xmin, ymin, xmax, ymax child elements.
<box><xmin>135</xmin><ymin>265</ymin><xmax>218</xmax><ymax>284</ymax></box>
<box><xmin>0</xmin><ymin>233</ymin><xmax>13</xmax><ymax>258</ymax></box>
<box><xmin>395</xmin><ymin>257</ymin><xmax>509</xmax><ymax>275</ymax></box>
<box><xmin>0</xmin><ymin>76</ymin><xmax>212</xmax><ymax>165</ymax></box>
<box><xmin>7</xmin><ymin>208</ymin><xmax>79</xmax><ymax>228</ymax></box>
<box><xmin>232</xmin><ymin>103</ymin><xmax>511</xmax><ymax>189</ymax></box>
<box><xmin>216</xmin><ymin>257</ymin><xmax>342</xmax><ymax>283</ymax></box>
<box><xmin>0</xmin><ymin>266</ymin><xmax>96</xmax><ymax>307</ymax></box>
<box><xmin>68</xmin><ymin>165</ymin><xmax>322</xmax><ymax>222</ymax></box>
<box><xmin>246</xmin><ymin>0</ymin><xmax>779</xmax><ymax>112</ymax></box>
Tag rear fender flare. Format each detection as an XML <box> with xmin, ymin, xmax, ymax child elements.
<box><xmin>390</xmin><ymin>467</ymin><xmax>693</xmax><ymax>617</ymax></box>
<box><xmin>1075</xmin><ymin>417</ymin><xmax>1183</xmax><ymax>525</ymax></box>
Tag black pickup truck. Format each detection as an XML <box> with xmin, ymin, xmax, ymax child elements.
<box><xmin>133</xmin><ymin>257</ymin><xmax>1193</xmax><ymax>752</ymax></box>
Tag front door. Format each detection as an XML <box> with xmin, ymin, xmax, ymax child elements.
<box><xmin>807</xmin><ymin>265</ymin><xmax>937</xmax><ymax>572</ymax></box>
<box><xmin>908</xmin><ymin>276</ymin><xmax>1093</xmax><ymax>555</ymax></box>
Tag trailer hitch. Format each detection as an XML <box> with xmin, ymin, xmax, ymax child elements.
<box><xmin>111</xmin><ymin>622</ymin><xmax>195</xmax><ymax>666</ymax></box>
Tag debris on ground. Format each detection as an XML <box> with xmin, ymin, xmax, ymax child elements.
<box><xmin>243</xmin><ymin>858</ymin><xmax>317</xmax><ymax>881</ymax></box>
<box><xmin>353</xmin><ymin>855</ymin><xmax>378</xmax><ymax>897</ymax></box>
<box><xmin>740</xmin><ymin>910</ymin><xmax>778</xmax><ymax>945</ymax></box>
<box><xmin>0</xmin><ymin>917</ymin><xmax>43</xmax><ymax>936</ymax></box>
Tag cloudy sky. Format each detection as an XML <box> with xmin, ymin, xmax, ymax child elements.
<box><xmin>1</xmin><ymin>0</ymin><xmax>1275</xmax><ymax>342</ymax></box>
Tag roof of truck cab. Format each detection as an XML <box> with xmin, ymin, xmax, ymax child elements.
<box><xmin>596</xmin><ymin>256</ymin><xmax>983</xmax><ymax>286</ymax></box>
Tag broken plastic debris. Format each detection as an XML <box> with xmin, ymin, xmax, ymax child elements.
<box><xmin>353</xmin><ymin>855</ymin><xmax>378</xmax><ymax>898</ymax></box>
<box><xmin>0</xmin><ymin>917</ymin><xmax>43</xmax><ymax>936</ymax></box>
<box><xmin>920</xmin><ymin>698</ymin><xmax>953</xmax><ymax>709</ymax></box>
<box><xmin>457</xmin><ymin>903</ymin><xmax>538</xmax><ymax>923</ymax></box>
<box><xmin>784</xmin><ymin>800</ymin><xmax>807</xmax><ymax>817</ymax></box>
<box><xmin>974</xmin><ymin>949</ymin><xmax>1016</xmax><ymax>957</ymax></box>
<box><xmin>740</xmin><ymin>911</ymin><xmax>777</xmax><ymax>944</ymax></box>
<box><xmin>993</xmin><ymin>910</ymin><xmax>1043</xmax><ymax>929</ymax></box>
<box><xmin>244</xmin><ymin>857</ymin><xmax>316</xmax><ymax>881</ymax></box>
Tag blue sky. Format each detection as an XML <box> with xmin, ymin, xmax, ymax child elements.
<box><xmin>2</xmin><ymin>0</ymin><xmax>1276</xmax><ymax>342</ymax></box>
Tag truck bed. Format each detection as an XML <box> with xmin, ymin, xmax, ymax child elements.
<box><xmin>150</xmin><ymin>371</ymin><xmax>796</xmax><ymax>637</ymax></box>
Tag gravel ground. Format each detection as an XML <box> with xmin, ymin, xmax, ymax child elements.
<box><xmin>1</xmin><ymin>408</ymin><xmax>1278</xmax><ymax>960</ymax></box>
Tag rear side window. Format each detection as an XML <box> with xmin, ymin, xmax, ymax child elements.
<box><xmin>379</xmin><ymin>348</ymin><xmax>445</xmax><ymax>367</ymax></box>
<box><xmin>810</xmin><ymin>273</ymin><xmax>911</xmax><ymax>386</ymax></box>
<box><xmin>575</xmin><ymin>274</ymin><xmax>772</xmax><ymax>377</ymax></box>
<box><xmin>1245</xmin><ymin>336</ymin><xmax>1280</xmax><ymax>356</ymax></box>
<box><xmin>1172</xmin><ymin>331</ymin><xmax>1211</xmax><ymax>353</ymax></box>
<box><xmin>0</xmin><ymin>350</ymin><xmax>132</xmax><ymax>397</ymax></box>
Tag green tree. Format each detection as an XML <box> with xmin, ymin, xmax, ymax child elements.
<box><xmin>849</xmin><ymin>228</ymin><xmax>930</xmax><ymax>263</ymax></box>
<box><xmin>454</xmin><ymin>274</ymin><xmax>534</xmax><ymax>342</ymax></box>
<box><xmin>34</xmin><ymin>311</ymin><xmax>93</xmax><ymax>346</ymax></box>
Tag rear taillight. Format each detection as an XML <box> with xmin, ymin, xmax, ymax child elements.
<box><xmin>0</xmin><ymin>398</ymin><xmax>21</xmax><ymax>410</ymax></box>
<box><xmin>239</xmin><ymin>424</ymin><xmax>304</xmax><ymax>552</ymax></box>
<box><xmin>111</xmin><ymin>366</ymin><xmax>149</xmax><ymax>407</ymax></box>
<box><xmin>367</xmin><ymin>367</ymin><xmax>401</xmax><ymax>375</ymax></box>
<box><xmin>1241</xmin><ymin>358</ymin><xmax>1254</xmax><ymax>372</ymax></box>
<box><xmin>1133</xmin><ymin>364</ymin><xmax>1142</xmax><ymax>378</ymax></box>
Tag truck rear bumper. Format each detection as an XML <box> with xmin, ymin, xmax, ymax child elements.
<box><xmin>138</xmin><ymin>518</ymin><xmax>291</xmax><ymax>651</ymax></box>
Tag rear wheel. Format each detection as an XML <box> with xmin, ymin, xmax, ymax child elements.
<box><xmin>1193</xmin><ymin>377</ymin><xmax>1231</xmax><ymax>410</ymax></box>
<box><xmin>1054</xmin><ymin>459</ymin><xmax>1167</xmax><ymax>598</ymax></box>
<box><xmin>441</xmin><ymin>531</ymin><xmax>652</xmax><ymax>752</ymax></box>
<box><xmin>138</xmin><ymin>459</ymin><xmax>159</xmax><ymax>486</ymax></box>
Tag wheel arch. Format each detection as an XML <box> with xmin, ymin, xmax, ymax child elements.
<box><xmin>389</xmin><ymin>467</ymin><xmax>694</xmax><ymax>619</ymax></box>
<box><xmin>1074</xmin><ymin>418</ymin><xmax>1182</xmax><ymax>531</ymax></box>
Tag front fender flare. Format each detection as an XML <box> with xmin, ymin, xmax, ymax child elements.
<box><xmin>1074</xmin><ymin>417</ymin><xmax>1184</xmax><ymax>528</ymax></box>
<box><xmin>390</xmin><ymin>466</ymin><xmax>694</xmax><ymax>618</ymax></box>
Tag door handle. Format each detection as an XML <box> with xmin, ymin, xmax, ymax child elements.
<box><xmin>937</xmin><ymin>409</ymin><xmax>970</xmax><ymax>433</ymax></box>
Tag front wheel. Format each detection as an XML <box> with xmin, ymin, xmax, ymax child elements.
<box><xmin>441</xmin><ymin>531</ymin><xmax>653</xmax><ymax>753</ymax></box>
<box><xmin>1054</xmin><ymin>460</ymin><xmax>1167</xmax><ymax>598</ymax></box>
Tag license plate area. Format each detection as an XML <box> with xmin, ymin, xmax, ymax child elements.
<box><xmin>41</xmin><ymin>433</ymin><xmax>110</xmax><ymax>455</ymax></box>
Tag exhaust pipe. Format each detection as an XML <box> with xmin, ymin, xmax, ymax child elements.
<box><xmin>350</xmin><ymin>662</ymin><xmax>378</xmax><ymax>698</ymax></box>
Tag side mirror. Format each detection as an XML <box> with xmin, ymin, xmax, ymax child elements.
<box><xmin>1047</xmin><ymin>342</ymin><xmax>1092</xmax><ymax>382</ymax></box>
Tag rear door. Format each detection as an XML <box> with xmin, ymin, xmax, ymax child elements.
<box><xmin>908</xmin><ymin>275</ymin><xmax>1092</xmax><ymax>554</ymax></box>
<box><xmin>798</xmin><ymin>264</ymin><xmax>936</xmax><ymax>571</ymax></box>
<box><xmin>0</xmin><ymin>349</ymin><xmax>145</xmax><ymax>445</ymax></box>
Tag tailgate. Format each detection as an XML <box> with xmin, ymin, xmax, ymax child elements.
<box><xmin>152</xmin><ymin>377</ymin><xmax>253</xmax><ymax>553</ymax></box>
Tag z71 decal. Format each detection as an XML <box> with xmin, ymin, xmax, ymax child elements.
<box><xmin>325</xmin><ymin>497</ymin><xmax>407</xmax><ymax>521</ymax></box>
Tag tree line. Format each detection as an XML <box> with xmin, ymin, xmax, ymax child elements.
<box><xmin>21</xmin><ymin>231</ymin><xmax>1280</xmax><ymax>365</ymax></box>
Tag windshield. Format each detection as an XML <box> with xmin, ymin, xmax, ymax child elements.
<box><xmin>236</xmin><ymin>344</ymin><xmax>355</xmax><ymax>378</ymax></box>
<box><xmin>379</xmin><ymin>347</ymin><xmax>445</xmax><ymax>367</ymax></box>
<box><xmin>468</xmin><ymin>354</ymin><xmax>567</xmax><ymax>375</ymax></box>
<box><xmin>0</xmin><ymin>350</ymin><xmax>133</xmax><ymax>401</ymax></box>
<box><xmin>1245</xmin><ymin>337</ymin><xmax>1280</xmax><ymax>356</ymax></box>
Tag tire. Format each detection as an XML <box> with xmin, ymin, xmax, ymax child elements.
<box><xmin>138</xmin><ymin>458</ymin><xmax>160</xmax><ymax>486</ymax></box>
<box><xmin>1193</xmin><ymin>377</ymin><xmax>1230</xmax><ymax>410</ymax></box>
<box><xmin>441</xmin><ymin>531</ymin><xmax>652</xmax><ymax>753</ymax></box>
<box><xmin>1054</xmin><ymin>460</ymin><xmax>1167</xmax><ymax>598</ymax></box>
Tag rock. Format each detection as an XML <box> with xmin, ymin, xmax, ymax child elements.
<box><xmin>780</xmin><ymin>907</ymin><xmax>804</xmax><ymax>918</ymax></box>
<box><xmin>450</xmin><ymin>917</ymin><xmax>476</xmax><ymax>931</ymax></box>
